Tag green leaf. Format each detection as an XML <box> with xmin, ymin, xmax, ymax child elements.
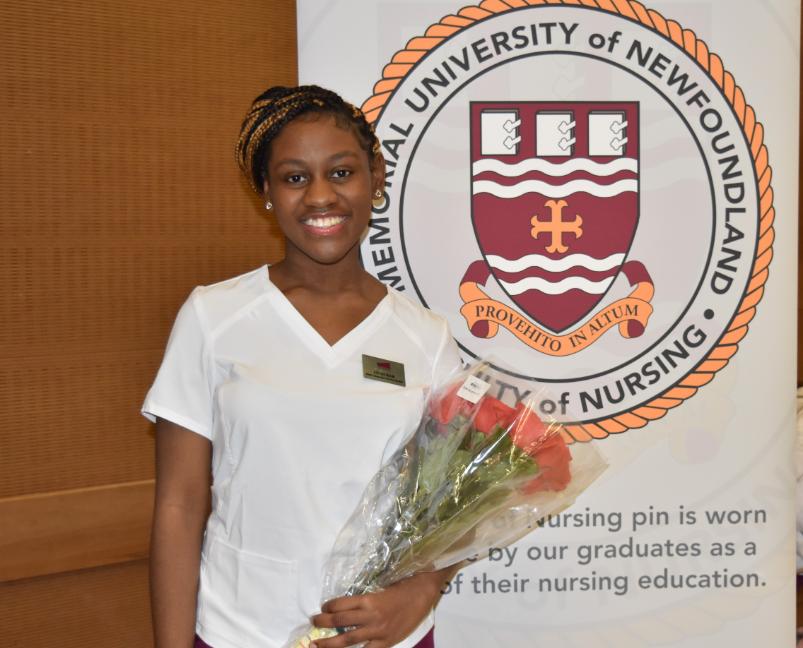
<box><xmin>418</xmin><ymin>429</ymin><xmax>464</xmax><ymax>496</ymax></box>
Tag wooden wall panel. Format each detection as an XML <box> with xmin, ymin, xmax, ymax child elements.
<box><xmin>0</xmin><ymin>561</ymin><xmax>152</xmax><ymax>648</ymax></box>
<box><xmin>0</xmin><ymin>0</ymin><xmax>295</xmax><ymax>498</ymax></box>
<box><xmin>0</xmin><ymin>481</ymin><xmax>153</xmax><ymax>582</ymax></box>
<box><xmin>1</xmin><ymin>0</ymin><xmax>297</xmax><ymax>644</ymax></box>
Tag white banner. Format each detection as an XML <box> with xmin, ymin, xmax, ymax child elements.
<box><xmin>298</xmin><ymin>1</ymin><xmax>799</xmax><ymax>646</ymax></box>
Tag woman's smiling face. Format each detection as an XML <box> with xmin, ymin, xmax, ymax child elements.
<box><xmin>263</xmin><ymin>113</ymin><xmax>384</xmax><ymax>268</ymax></box>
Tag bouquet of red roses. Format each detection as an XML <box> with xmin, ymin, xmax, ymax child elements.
<box><xmin>289</xmin><ymin>361</ymin><xmax>606</xmax><ymax>647</ymax></box>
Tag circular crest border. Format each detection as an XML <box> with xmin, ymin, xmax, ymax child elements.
<box><xmin>359</xmin><ymin>0</ymin><xmax>774</xmax><ymax>443</ymax></box>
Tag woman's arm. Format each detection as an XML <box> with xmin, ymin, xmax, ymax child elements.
<box><xmin>150</xmin><ymin>418</ymin><xmax>212</xmax><ymax>648</ymax></box>
<box><xmin>311</xmin><ymin>564</ymin><xmax>462</xmax><ymax>648</ymax></box>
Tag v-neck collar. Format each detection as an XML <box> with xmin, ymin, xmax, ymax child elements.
<box><xmin>261</xmin><ymin>265</ymin><xmax>392</xmax><ymax>368</ymax></box>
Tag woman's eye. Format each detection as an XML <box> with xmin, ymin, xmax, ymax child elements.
<box><xmin>332</xmin><ymin>168</ymin><xmax>352</xmax><ymax>179</ymax></box>
<box><xmin>286</xmin><ymin>173</ymin><xmax>306</xmax><ymax>184</ymax></box>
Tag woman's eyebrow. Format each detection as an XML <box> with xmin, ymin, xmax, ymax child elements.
<box><xmin>273</xmin><ymin>151</ymin><xmax>360</xmax><ymax>168</ymax></box>
<box><xmin>272</xmin><ymin>158</ymin><xmax>307</xmax><ymax>168</ymax></box>
<box><xmin>329</xmin><ymin>151</ymin><xmax>360</xmax><ymax>161</ymax></box>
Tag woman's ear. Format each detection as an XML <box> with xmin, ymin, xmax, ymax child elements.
<box><xmin>262</xmin><ymin>179</ymin><xmax>272</xmax><ymax>210</ymax></box>
<box><xmin>371</xmin><ymin>152</ymin><xmax>386</xmax><ymax>197</ymax></box>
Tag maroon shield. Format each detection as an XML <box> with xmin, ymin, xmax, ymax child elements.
<box><xmin>470</xmin><ymin>101</ymin><xmax>639</xmax><ymax>333</ymax></box>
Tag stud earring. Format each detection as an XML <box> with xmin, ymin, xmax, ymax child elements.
<box><xmin>265</xmin><ymin>201</ymin><xmax>273</xmax><ymax>210</ymax></box>
<box><xmin>372</xmin><ymin>189</ymin><xmax>387</xmax><ymax>210</ymax></box>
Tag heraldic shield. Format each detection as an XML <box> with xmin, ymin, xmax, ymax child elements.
<box><xmin>470</xmin><ymin>101</ymin><xmax>640</xmax><ymax>333</ymax></box>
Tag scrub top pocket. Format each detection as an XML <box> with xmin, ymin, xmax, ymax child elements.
<box><xmin>199</xmin><ymin>536</ymin><xmax>303</xmax><ymax>646</ymax></box>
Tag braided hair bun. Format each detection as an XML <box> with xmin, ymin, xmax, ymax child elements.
<box><xmin>236</xmin><ymin>85</ymin><xmax>381</xmax><ymax>196</ymax></box>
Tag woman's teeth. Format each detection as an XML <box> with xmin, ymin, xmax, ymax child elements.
<box><xmin>304</xmin><ymin>215</ymin><xmax>346</xmax><ymax>229</ymax></box>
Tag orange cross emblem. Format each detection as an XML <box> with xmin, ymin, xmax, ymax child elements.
<box><xmin>530</xmin><ymin>199</ymin><xmax>583</xmax><ymax>254</ymax></box>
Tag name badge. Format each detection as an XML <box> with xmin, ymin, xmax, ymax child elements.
<box><xmin>362</xmin><ymin>354</ymin><xmax>406</xmax><ymax>387</ymax></box>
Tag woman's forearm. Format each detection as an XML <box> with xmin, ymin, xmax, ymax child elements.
<box><xmin>150</xmin><ymin>499</ymin><xmax>207</xmax><ymax>648</ymax></box>
<box><xmin>418</xmin><ymin>562</ymin><xmax>463</xmax><ymax>607</ymax></box>
<box><xmin>151</xmin><ymin>419</ymin><xmax>212</xmax><ymax>648</ymax></box>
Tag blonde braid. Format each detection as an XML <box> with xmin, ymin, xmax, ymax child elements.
<box><xmin>236</xmin><ymin>85</ymin><xmax>381</xmax><ymax>196</ymax></box>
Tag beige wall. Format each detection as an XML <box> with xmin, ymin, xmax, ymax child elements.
<box><xmin>0</xmin><ymin>2</ymin><xmax>295</xmax><ymax>644</ymax></box>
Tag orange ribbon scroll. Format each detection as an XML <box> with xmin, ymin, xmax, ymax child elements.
<box><xmin>459</xmin><ymin>261</ymin><xmax>654</xmax><ymax>357</ymax></box>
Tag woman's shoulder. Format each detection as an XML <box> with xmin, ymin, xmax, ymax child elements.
<box><xmin>185</xmin><ymin>265</ymin><xmax>270</xmax><ymax>332</ymax></box>
<box><xmin>386</xmin><ymin>287</ymin><xmax>451</xmax><ymax>342</ymax></box>
<box><xmin>385</xmin><ymin>288</ymin><xmax>462</xmax><ymax>382</ymax></box>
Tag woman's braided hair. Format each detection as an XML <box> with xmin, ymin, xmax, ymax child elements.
<box><xmin>236</xmin><ymin>85</ymin><xmax>381</xmax><ymax>196</ymax></box>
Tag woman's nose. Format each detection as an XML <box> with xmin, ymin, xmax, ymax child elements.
<box><xmin>304</xmin><ymin>175</ymin><xmax>336</xmax><ymax>207</ymax></box>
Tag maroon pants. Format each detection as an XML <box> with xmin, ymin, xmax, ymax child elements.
<box><xmin>194</xmin><ymin>628</ymin><xmax>435</xmax><ymax>647</ymax></box>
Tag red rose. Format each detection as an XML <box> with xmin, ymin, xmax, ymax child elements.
<box><xmin>511</xmin><ymin>405</ymin><xmax>572</xmax><ymax>493</ymax></box>
<box><xmin>430</xmin><ymin>384</ymin><xmax>471</xmax><ymax>425</ymax></box>
<box><xmin>473</xmin><ymin>396</ymin><xmax>515</xmax><ymax>435</ymax></box>
<box><xmin>520</xmin><ymin>432</ymin><xmax>572</xmax><ymax>493</ymax></box>
<box><xmin>510</xmin><ymin>404</ymin><xmax>547</xmax><ymax>455</ymax></box>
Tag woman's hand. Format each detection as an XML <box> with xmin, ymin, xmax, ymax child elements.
<box><xmin>310</xmin><ymin>568</ymin><xmax>455</xmax><ymax>648</ymax></box>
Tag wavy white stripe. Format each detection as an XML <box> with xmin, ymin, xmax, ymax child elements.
<box><xmin>487</xmin><ymin>252</ymin><xmax>625</xmax><ymax>273</ymax></box>
<box><xmin>474</xmin><ymin>178</ymin><xmax>637</xmax><ymax>198</ymax></box>
<box><xmin>473</xmin><ymin>157</ymin><xmax>638</xmax><ymax>177</ymax></box>
<box><xmin>500</xmin><ymin>276</ymin><xmax>615</xmax><ymax>295</ymax></box>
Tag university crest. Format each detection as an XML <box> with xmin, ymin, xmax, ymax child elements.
<box><xmin>359</xmin><ymin>1</ymin><xmax>772</xmax><ymax>439</ymax></box>
<box><xmin>461</xmin><ymin>101</ymin><xmax>653</xmax><ymax>355</ymax></box>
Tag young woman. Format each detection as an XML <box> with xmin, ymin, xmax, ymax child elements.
<box><xmin>143</xmin><ymin>86</ymin><xmax>463</xmax><ymax>648</ymax></box>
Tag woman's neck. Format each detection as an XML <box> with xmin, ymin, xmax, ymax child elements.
<box><xmin>269</xmin><ymin>249</ymin><xmax>375</xmax><ymax>297</ymax></box>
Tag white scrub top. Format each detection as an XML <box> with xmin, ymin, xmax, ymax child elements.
<box><xmin>142</xmin><ymin>266</ymin><xmax>462</xmax><ymax>648</ymax></box>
